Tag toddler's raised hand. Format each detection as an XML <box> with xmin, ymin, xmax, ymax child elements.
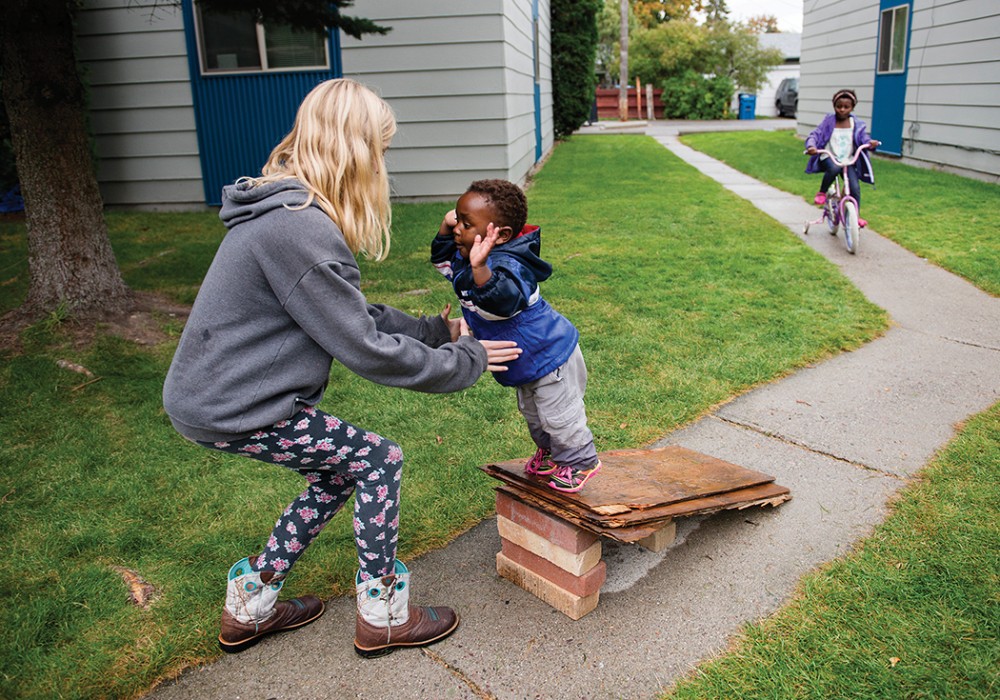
<box><xmin>438</xmin><ymin>209</ymin><xmax>458</xmax><ymax>237</ymax></box>
<box><xmin>469</xmin><ymin>222</ymin><xmax>501</xmax><ymax>269</ymax></box>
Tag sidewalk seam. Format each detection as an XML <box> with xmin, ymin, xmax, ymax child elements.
<box><xmin>708</xmin><ymin>414</ymin><xmax>907</xmax><ymax>481</ymax></box>
<box><xmin>938</xmin><ymin>334</ymin><xmax>1000</xmax><ymax>353</ymax></box>
<box><xmin>421</xmin><ymin>648</ymin><xmax>498</xmax><ymax>700</ymax></box>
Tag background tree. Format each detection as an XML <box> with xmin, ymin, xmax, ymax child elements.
<box><xmin>746</xmin><ymin>14</ymin><xmax>781</xmax><ymax>34</ymax></box>
<box><xmin>596</xmin><ymin>0</ymin><xmax>636</xmax><ymax>86</ymax></box>
<box><xmin>619</xmin><ymin>0</ymin><xmax>630</xmax><ymax>120</ymax></box>
<box><xmin>628</xmin><ymin>18</ymin><xmax>708</xmax><ymax>86</ymax></box>
<box><xmin>702</xmin><ymin>0</ymin><xmax>730</xmax><ymax>26</ymax></box>
<box><xmin>551</xmin><ymin>0</ymin><xmax>601</xmax><ymax>138</ymax></box>
<box><xmin>0</xmin><ymin>0</ymin><xmax>385</xmax><ymax>329</ymax></box>
<box><xmin>606</xmin><ymin>0</ymin><xmax>783</xmax><ymax>120</ymax></box>
<box><xmin>705</xmin><ymin>21</ymin><xmax>784</xmax><ymax>95</ymax></box>
<box><xmin>632</xmin><ymin>0</ymin><xmax>703</xmax><ymax>26</ymax></box>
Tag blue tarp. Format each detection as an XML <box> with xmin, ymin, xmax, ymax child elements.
<box><xmin>0</xmin><ymin>184</ymin><xmax>24</xmax><ymax>213</ymax></box>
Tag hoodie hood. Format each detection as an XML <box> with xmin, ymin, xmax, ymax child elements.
<box><xmin>496</xmin><ymin>225</ymin><xmax>551</xmax><ymax>283</ymax></box>
<box><xmin>219</xmin><ymin>179</ymin><xmax>313</xmax><ymax>229</ymax></box>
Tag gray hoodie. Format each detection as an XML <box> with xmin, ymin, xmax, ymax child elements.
<box><xmin>163</xmin><ymin>179</ymin><xmax>487</xmax><ymax>442</ymax></box>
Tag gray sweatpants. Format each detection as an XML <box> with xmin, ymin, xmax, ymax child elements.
<box><xmin>515</xmin><ymin>344</ymin><xmax>598</xmax><ymax>471</ymax></box>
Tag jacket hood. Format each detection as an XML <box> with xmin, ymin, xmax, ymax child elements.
<box><xmin>496</xmin><ymin>225</ymin><xmax>551</xmax><ymax>282</ymax></box>
<box><xmin>219</xmin><ymin>179</ymin><xmax>312</xmax><ymax>229</ymax></box>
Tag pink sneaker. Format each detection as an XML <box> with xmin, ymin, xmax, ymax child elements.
<box><xmin>813</xmin><ymin>192</ymin><xmax>827</xmax><ymax>205</ymax></box>
<box><xmin>859</xmin><ymin>218</ymin><xmax>868</xmax><ymax>228</ymax></box>
<box><xmin>524</xmin><ymin>447</ymin><xmax>558</xmax><ymax>476</ymax></box>
<box><xmin>548</xmin><ymin>461</ymin><xmax>602</xmax><ymax>493</ymax></box>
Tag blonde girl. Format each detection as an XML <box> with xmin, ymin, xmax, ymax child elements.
<box><xmin>163</xmin><ymin>79</ymin><xmax>520</xmax><ymax>657</ymax></box>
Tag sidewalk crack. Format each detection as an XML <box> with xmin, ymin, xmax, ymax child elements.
<box><xmin>939</xmin><ymin>335</ymin><xmax>1000</xmax><ymax>353</ymax></box>
<box><xmin>710</xmin><ymin>414</ymin><xmax>906</xmax><ymax>480</ymax></box>
<box><xmin>422</xmin><ymin>648</ymin><xmax>498</xmax><ymax>700</ymax></box>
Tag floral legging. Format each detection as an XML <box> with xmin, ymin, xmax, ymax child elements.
<box><xmin>199</xmin><ymin>406</ymin><xmax>401</xmax><ymax>581</ymax></box>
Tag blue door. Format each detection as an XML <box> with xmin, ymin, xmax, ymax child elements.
<box><xmin>871</xmin><ymin>1</ymin><xmax>913</xmax><ymax>156</ymax></box>
<box><xmin>181</xmin><ymin>0</ymin><xmax>342</xmax><ymax>205</ymax></box>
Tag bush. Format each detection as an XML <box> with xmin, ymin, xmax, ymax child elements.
<box><xmin>552</xmin><ymin>0</ymin><xmax>601</xmax><ymax>138</ymax></box>
<box><xmin>660</xmin><ymin>71</ymin><xmax>733</xmax><ymax>120</ymax></box>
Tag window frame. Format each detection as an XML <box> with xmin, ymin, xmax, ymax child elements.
<box><xmin>192</xmin><ymin>2</ymin><xmax>331</xmax><ymax>76</ymax></box>
<box><xmin>877</xmin><ymin>4</ymin><xmax>910</xmax><ymax>75</ymax></box>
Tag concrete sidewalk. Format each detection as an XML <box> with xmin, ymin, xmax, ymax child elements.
<box><xmin>147</xmin><ymin>121</ymin><xmax>1000</xmax><ymax>700</ymax></box>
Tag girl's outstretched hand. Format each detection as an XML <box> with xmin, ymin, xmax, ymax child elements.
<box><xmin>440</xmin><ymin>303</ymin><xmax>461</xmax><ymax>342</ymax></box>
<box><xmin>479</xmin><ymin>339</ymin><xmax>521</xmax><ymax>372</ymax></box>
<box><xmin>459</xmin><ymin>317</ymin><xmax>521</xmax><ymax>371</ymax></box>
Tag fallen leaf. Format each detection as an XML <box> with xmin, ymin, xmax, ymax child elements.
<box><xmin>435</xmin><ymin>435</ymin><xmax>443</xmax><ymax>444</ymax></box>
<box><xmin>111</xmin><ymin>566</ymin><xmax>158</xmax><ymax>609</ymax></box>
<box><xmin>56</xmin><ymin>359</ymin><xmax>94</xmax><ymax>377</ymax></box>
<box><xmin>889</xmin><ymin>657</ymin><xmax>901</xmax><ymax>667</ymax></box>
<box><xmin>619</xmin><ymin>422</ymin><xmax>629</xmax><ymax>429</ymax></box>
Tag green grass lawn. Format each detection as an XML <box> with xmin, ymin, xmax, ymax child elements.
<box><xmin>679</xmin><ymin>130</ymin><xmax>1000</xmax><ymax>297</ymax></box>
<box><xmin>0</xmin><ymin>132</ymin><xmax>908</xmax><ymax>699</ymax></box>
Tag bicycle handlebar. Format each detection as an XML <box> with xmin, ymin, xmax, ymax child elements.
<box><xmin>804</xmin><ymin>141</ymin><xmax>874</xmax><ymax>168</ymax></box>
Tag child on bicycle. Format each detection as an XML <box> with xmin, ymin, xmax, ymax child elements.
<box><xmin>805</xmin><ymin>89</ymin><xmax>880</xmax><ymax>226</ymax></box>
<box><xmin>431</xmin><ymin>179</ymin><xmax>601</xmax><ymax>493</ymax></box>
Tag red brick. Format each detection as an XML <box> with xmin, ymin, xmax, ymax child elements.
<box><xmin>495</xmin><ymin>490</ymin><xmax>599</xmax><ymax>554</ymax></box>
<box><xmin>496</xmin><ymin>553</ymin><xmax>600</xmax><ymax>620</ymax></box>
<box><xmin>500</xmin><ymin>539</ymin><xmax>606</xmax><ymax>597</ymax></box>
<box><xmin>496</xmin><ymin>516</ymin><xmax>601</xmax><ymax>575</ymax></box>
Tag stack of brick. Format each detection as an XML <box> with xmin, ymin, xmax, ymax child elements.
<box><xmin>494</xmin><ymin>489</ymin><xmax>606</xmax><ymax>620</ymax></box>
<box><xmin>482</xmin><ymin>446</ymin><xmax>790</xmax><ymax>619</ymax></box>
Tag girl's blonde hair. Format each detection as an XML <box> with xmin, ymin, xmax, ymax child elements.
<box><xmin>256</xmin><ymin>78</ymin><xmax>396</xmax><ymax>260</ymax></box>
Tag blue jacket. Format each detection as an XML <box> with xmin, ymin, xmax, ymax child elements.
<box><xmin>805</xmin><ymin>114</ymin><xmax>876</xmax><ymax>186</ymax></box>
<box><xmin>431</xmin><ymin>225</ymin><xmax>579</xmax><ymax>387</ymax></box>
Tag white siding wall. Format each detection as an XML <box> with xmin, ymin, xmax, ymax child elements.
<box><xmin>903</xmin><ymin>0</ymin><xmax>1000</xmax><ymax>179</ymax></box>
<box><xmin>800</xmin><ymin>0</ymin><xmax>1000</xmax><ymax>180</ymax></box>
<box><xmin>797</xmin><ymin>0</ymin><xmax>879</xmax><ymax>136</ymax></box>
<box><xmin>76</xmin><ymin>0</ymin><xmax>204</xmax><ymax>209</ymax></box>
<box><xmin>341</xmin><ymin>0</ymin><xmax>552</xmax><ymax>201</ymax></box>
<box><xmin>73</xmin><ymin>0</ymin><xmax>553</xmax><ymax>206</ymax></box>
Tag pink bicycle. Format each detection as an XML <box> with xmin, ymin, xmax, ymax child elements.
<box><xmin>803</xmin><ymin>142</ymin><xmax>873</xmax><ymax>254</ymax></box>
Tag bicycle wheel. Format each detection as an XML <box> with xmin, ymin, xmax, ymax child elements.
<box><xmin>843</xmin><ymin>200</ymin><xmax>860</xmax><ymax>254</ymax></box>
<box><xmin>824</xmin><ymin>199</ymin><xmax>839</xmax><ymax>235</ymax></box>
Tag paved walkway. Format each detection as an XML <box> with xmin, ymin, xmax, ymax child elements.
<box><xmin>147</xmin><ymin>120</ymin><xmax>1000</xmax><ymax>700</ymax></box>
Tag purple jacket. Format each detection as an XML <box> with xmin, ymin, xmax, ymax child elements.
<box><xmin>805</xmin><ymin>113</ymin><xmax>876</xmax><ymax>185</ymax></box>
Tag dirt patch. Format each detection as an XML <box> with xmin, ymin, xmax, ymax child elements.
<box><xmin>0</xmin><ymin>290</ymin><xmax>190</xmax><ymax>355</ymax></box>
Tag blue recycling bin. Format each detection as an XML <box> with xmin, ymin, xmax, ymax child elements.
<box><xmin>738</xmin><ymin>93</ymin><xmax>756</xmax><ymax>120</ymax></box>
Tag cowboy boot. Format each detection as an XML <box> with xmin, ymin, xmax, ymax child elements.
<box><xmin>218</xmin><ymin>556</ymin><xmax>325</xmax><ymax>653</ymax></box>
<box><xmin>354</xmin><ymin>560</ymin><xmax>459</xmax><ymax>658</ymax></box>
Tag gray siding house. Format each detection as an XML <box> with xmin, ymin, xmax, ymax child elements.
<box><xmin>75</xmin><ymin>0</ymin><xmax>554</xmax><ymax>209</ymax></box>
<box><xmin>798</xmin><ymin>0</ymin><xmax>1000</xmax><ymax>182</ymax></box>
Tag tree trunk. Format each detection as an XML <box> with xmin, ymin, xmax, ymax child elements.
<box><xmin>1</xmin><ymin>0</ymin><xmax>130</xmax><ymax>322</ymax></box>
<box><xmin>618</xmin><ymin>0</ymin><xmax>629</xmax><ymax>121</ymax></box>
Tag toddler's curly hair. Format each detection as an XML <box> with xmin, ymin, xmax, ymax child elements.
<box><xmin>466</xmin><ymin>179</ymin><xmax>527</xmax><ymax>233</ymax></box>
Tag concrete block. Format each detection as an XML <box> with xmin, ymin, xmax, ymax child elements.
<box><xmin>500</xmin><ymin>539</ymin><xmax>606</xmax><ymax>597</ymax></box>
<box><xmin>495</xmin><ymin>490</ymin><xmax>599</xmax><ymax>554</ymax></box>
<box><xmin>497</xmin><ymin>515</ymin><xmax>601</xmax><ymax>576</ymax></box>
<box><xmin>636</xmin><ymin>520</ymin><xmax>676</xmax><ymax>552</ymax></box>
<box><xmin>496</xmin><ymin>552</ymin><xmax>600</xmax><ymax>620</ymax></box>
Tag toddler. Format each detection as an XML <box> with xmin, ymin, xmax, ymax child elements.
<box><xmin>431</xmin><ymin>179</ymin><xmax>601</xmax><ymax>493</ymax></box>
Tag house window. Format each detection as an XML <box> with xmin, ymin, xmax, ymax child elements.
<box><xmin>877</xmin><ymin>4</ymin><xmax>909</xmax><ymax>74</ymax></box>
<box><xmin>194</xmin><ymin>3</ymin><xmax>329</xmax><ymax>74</ymax></box>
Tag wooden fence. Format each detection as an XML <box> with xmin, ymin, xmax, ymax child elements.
<box><xmin>594</xmin><ymin>87</ymin><xmax>665</xmax><ymax>120</ymax></box>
